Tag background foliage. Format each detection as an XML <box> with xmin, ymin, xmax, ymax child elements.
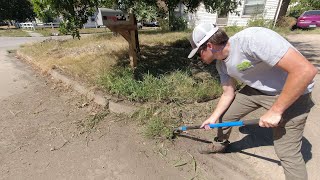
<box><xmin>0</xmin><ymin>0</ymin><xmax>35</xmax><ymax>23</ymax></box>
<box><xmin>288</xmin><ymin>0</ymin><xmax>320</xmax><ymax>18</ymax></box>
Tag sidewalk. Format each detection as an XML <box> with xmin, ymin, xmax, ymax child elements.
<box><xmin>23</xmin><ymin>30</ymin><xmax>43</xmax><ymax>37</ymax></box>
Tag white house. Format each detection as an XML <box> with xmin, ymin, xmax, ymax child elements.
<box><xmin>176</xmin><ymin>0</ymin><xmax>282</xmax><ymax>27</ymax></box>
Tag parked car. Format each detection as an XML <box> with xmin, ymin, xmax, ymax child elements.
<box><xmin>0</xmin><ymin>21</ymin><xmax>9</xmax><ymax>26</ymax></box>
<box><xmin>137</xmin><ymin>22</ymin><xmax>142</xmax><ymax>29</ymax></box>
<box><xmin>142</xmin><ymin>21</ymin><xmax>159</xmax><ymax>27</ymax></box>
<box><xmin>296</xmin><ymin>10</ymin><xmax>320</xmax><ymax>29</ymax></box>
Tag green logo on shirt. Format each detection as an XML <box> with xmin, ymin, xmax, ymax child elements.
<box><xmin>237</xmin><ymin>60</ymin><xmax>253</xmax><ymax>71</ymax></box>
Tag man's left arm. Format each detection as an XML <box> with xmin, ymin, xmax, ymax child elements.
<box><xmin>260</xmin><ymin>47</ymin><xmax>318</xmax><ymax>128</ymax></box>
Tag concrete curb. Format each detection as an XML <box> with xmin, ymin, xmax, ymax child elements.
<box><xmin>16</xmin><ymin>50</ymin><xmax>138</xmax><ymax>115</ymax></box>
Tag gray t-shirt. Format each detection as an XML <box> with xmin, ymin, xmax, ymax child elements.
<box><xmin>216</xmin><ymin>27</ymin><xmax>314</xmax><ymax>95</ymax></box>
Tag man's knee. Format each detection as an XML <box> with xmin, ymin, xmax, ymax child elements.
<box><xmin>274</xmin><ymin>138</ymin><xmax>307</xmax><ymax>180</ymax></box>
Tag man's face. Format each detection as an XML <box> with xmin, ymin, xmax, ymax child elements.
<box><xmin>198</xmin><ymin>43</ymin><xmax>215</xmax><ymax>64</ymax></box>
<box><xmin>198</xmin><ymin>42</ymin><xmax>227</xmax><ymax>64</ymax></box>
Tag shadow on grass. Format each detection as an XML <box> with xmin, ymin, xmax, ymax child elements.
<box><xmin>113</xmin><ymin>37</ymin><xmax>218</xmax><ymax>80</ymax></box>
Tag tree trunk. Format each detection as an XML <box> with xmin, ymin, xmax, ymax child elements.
<box><xmin>278</xmin><ymin>0</ymin><xmax>291</xmax><ymax>18</ymax></box>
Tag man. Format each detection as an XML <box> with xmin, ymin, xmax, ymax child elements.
<box><xmin>188</xmin><ymin>23</ymin><xmax>317</xmax><ymax>180</ymax></box>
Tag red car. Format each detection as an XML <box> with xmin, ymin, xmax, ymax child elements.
<box><xmin>297</xmin><ymin>10</ymin><xmax>320</xmax><ymax>29</ymax></box>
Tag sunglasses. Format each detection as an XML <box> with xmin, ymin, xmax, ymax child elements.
<box><xmin>198</xmin><ymin>41</ymin><xmax>226</xmax><ymax>55</ymax></box>
<box><xmin>210</xmin><ymin>43</ymin><xmax>226</xmax><ymax>53</ymax></box>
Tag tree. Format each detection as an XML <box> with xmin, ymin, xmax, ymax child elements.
<box><xmin>117</xmin><ymin>0</ymin><xmax>240</xmax><ymax>30</ymax></box>
<box><xmin>99</xmin><ymin>0</ymin><xmax>117</xmax><ymax>8</ymax></box>
<box><xmin>167</xmin><ymin>0</ymin><xmax>239</xmax><ymax>30</ymax></box>
<box><xmin>30</xmin><ymin>0</ymin><xmax>240</xmax><ymax>38</ymax></box>
<box><xmin>288</xmin><ymin>0</ymin><xmax>320</xmax><ymax>18</ymax></box>
<box><xmin>31</xmin><ymin>0</ymin><xmax>57</xmax><ymax>23</ymax></box>
<box><xmin>40</xmin><ymin>0</ymin><xmax>101</xmax><ymax>38</ymax></box>
<box><xmin>0</xmin><ymin>0</ymin><xmax>35</xmax><ymax>23</ymax></box>
<box><xmin>132</xmin><ymin>1</ymin><xmax>158</xmax><ymax>23</ymax></box>
<box><xmin>277</xmin><ymin>0</ymin><xmax>291</xmax><ymax>19</ymax></box>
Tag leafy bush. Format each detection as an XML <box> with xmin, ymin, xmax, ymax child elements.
<box><xmin>158</xmin><ymin>18</ymin><xmax>170</xmax><ymax>31</ymax></box>
<box><xmin>247</xmin><ymin>17</ymin><xmax>273</xmax><ymax>28</ymax></box>
<box><xmin>169</xmin><ymin>16</ymin><xmax>188</xmax><ymax>31</ymax></box>
<box><xmin>223</xmin><ymin>26</ymin><xmax>244</xmax><ymax>36</ymax></box>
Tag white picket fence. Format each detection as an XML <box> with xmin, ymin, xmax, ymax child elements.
<box><xmin>18</xmin><ymin>22</ymin><xmax>60</xmax><ymax>30</ymax></box>
<box><xmin>18</xmin><ymin>21</ymin><xmax>100</xmax><ymax>30</ymax></box>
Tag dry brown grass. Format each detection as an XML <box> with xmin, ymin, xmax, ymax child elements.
<box><xmin>19</xmin><ymin>33</ymin><xmax>130</xmax><ymax>84</ymax></box>
<box><xmin>19</xmin><ymin>31</ymin><xmax>189</xmax><ymax>84</ymax></box>
<box><xmin>0</xmin><ymin>28</ymin><xmax>30</xmax><ymax>37</ymax></box>
<box><xmin>35</xmin><ymin>27</ymin><xmax>111</xmax><ymax>36</ymax></box>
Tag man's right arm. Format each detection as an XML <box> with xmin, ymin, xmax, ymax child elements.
<box><xmin>201</xmin><ymin>78</ymin><xmax>236</xmax><ymax>129</ymax></box>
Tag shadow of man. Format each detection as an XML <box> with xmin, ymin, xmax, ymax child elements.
<box><xmin>226</xmin><ymin>125</ymin><xmax>312</xmax><ymax>165</ymax></box>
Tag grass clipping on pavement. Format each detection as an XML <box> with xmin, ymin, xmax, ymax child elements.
<box><xmin>19</xmin><ymin>31</ymin><xmax>222</xmax><ymax>139</ymax></box>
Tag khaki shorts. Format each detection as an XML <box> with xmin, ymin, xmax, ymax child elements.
<box><xmin>217</xmin><ymin>85</ymin><xmax>314</xmax><ymax>180</ymax></box>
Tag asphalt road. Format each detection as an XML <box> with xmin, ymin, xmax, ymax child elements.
<box><xmin>0</xmin><ymin>37</ymin><xmax>45</xmax><ymax>100</ymax></box>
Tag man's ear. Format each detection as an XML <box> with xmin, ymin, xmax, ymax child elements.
<box><xmin>207</xmin><ymin>42</ymin><xmax>214</xmax><ymax>49</ymax></box>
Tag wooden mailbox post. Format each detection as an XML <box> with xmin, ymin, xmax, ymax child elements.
<box><xmin>97</xmin><ymin>8</ymin><xmax>140</xmax><ymax>68</ymax></box>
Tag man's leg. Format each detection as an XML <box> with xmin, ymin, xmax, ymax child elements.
<box><xmin>199</xmin><ymin>86</ymin><xmax>260</xmax><ymax>154</ymax></box>
<box><xmin>272</xmin><ymin>93</ymin><xmax>314</xmax><ymax>180</ymax></box>
<box><xmin>217</xmin><ymin>86</ymin><xmax>262</xmax><ymax>141</ymax></box>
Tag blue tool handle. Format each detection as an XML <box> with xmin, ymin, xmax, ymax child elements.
<box><xmin>208</xmin><ymin>121</ymin><xmax>244</xmax><ymax>128</ymax></box>
<box><xmin>208</xmin><ymin>119</ymin><xmax>259</xmax><ymax>128</ymax></box>
<box><xmin>177</xmin><ymin>119</ymin><xmax>260</xmax><ymax>131</ymax></box>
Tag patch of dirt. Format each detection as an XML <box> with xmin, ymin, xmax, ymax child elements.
<box><xmin>0</xmin><ymin>56</ymin><xmax>187</xmax><ymax>179</ymax></box>
<box><xmin>0</xmin><ymin>49</ymin><xmax>264</xmax><ymax>180</ymax></box>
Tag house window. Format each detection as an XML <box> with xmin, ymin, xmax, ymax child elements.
<box><xmin>243</xmin><ymin>0</ymin><xmax>266</xmax><ymax>15</ymax></box>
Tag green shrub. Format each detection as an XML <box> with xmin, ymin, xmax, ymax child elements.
<box><xmin>247</xmin><ymin>16</ymin><xmax>273</xmax><ymax>28</ymax></box>
<box><xmin>169</xmin><ymin>16</ymin><xmax>188</xmax><ymax>31</ymax></box>
<box><xmin>223</xmin><ymin>26</ymin><xmax>244</xmax><ymax>36</ymax></box>
<box><xmin>158</xmin><ymin>18</ymin><xmax>170</xmax><ymax>31</ymax></box>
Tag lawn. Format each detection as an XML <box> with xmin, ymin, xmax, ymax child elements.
<box><xmin>35</xmin><ymin>27</ymin><xmax>111</xmax><ymax>36</ymax></box>
<box><xmin>0</xmin><ymin>28</ymin><xmax>30</xmax><ymax>37</ymax></box>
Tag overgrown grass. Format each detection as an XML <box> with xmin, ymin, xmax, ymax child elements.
<box><xmin>133</xmin><ymin>101</ymin><xmax>217</xmax><ymax>139</ymax></box>
<box><xmin>0</xmin><ymin>28</ymin><xmax>30</xmax><ymax>37</ymax></box>
<box><xmin>133</xmin><ymin>104</ymin><xmax>184</xmax><ymax>139</ymax></box>
<box><xmin>99</xmin><ymin>68</ymin><xmax>222</xmax><ymax>103</ymax></box>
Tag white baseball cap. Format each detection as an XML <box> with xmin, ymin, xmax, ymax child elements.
<box><xmin>188</xmin><ymin>23</ymin><xmax>219</xmax><ymax>58</ymax></box>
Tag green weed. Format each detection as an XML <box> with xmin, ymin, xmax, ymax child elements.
<box><xmin>99</xmin><ymin>68</ymin><xmax>222</xmax><ymax>103</ymax></box>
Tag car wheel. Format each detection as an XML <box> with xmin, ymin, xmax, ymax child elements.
<box><xmin>290</xmin><ymin>24</ymin><xmax>297</xmax><ymax>31</ymax></box>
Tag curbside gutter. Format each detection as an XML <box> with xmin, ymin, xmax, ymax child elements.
<box><xmin>16</xmin><ymin>50</ymin><xmax>138</xmax><ymax>115</ymax></box>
